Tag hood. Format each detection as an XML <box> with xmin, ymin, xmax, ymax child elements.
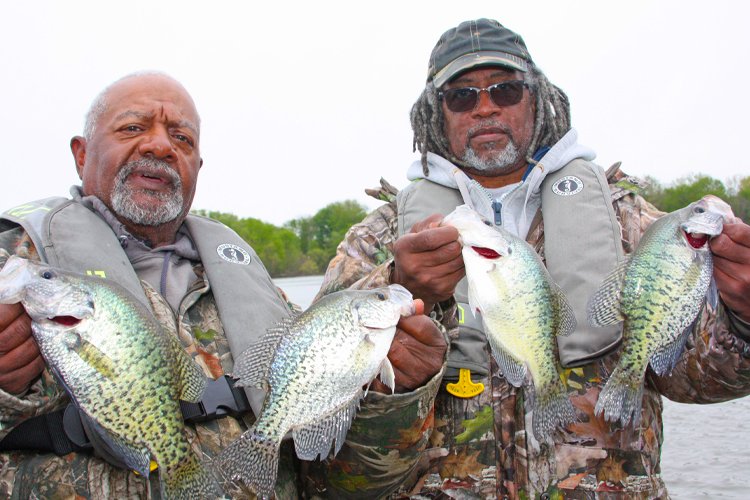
<box><xmin>407</xmin><ymin>129</ymin><xmax>596</xmax><ymax>238</ymax></box>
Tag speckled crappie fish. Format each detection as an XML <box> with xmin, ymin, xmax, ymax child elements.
<box><xmin>217</xmin><ymin>284</ymin><xmax>414</xmax><ymax>498</ymax></box>
<box><xmin>443</xmin><ymin>205</ymin><xmax>577</xmax><ymax>442</ymax></box>
<box><xmin>588</xmin><ymin>195</ymin><xmax>736</xmax><ymax>425</ymax></box>
<box><xmin>0</xmin><ymin>256</ymin><xmax>221</xmax><ymax>499</ymax></box>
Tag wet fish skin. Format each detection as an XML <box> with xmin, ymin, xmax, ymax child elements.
<box><xmin>588</xmin><ymin>195</ymin><xmax>736</xmax><ymax>425</ymax></box>
<box><xmin>0</xmin><ymin>256</ymin><xmax>221</xmax><ymax>499</ymax></box>
<box><xmin>217</xmin><ymin>284</ymin><xmax>415</xmax><ymax>499</ymax></box>
<box><xmin>443</xmin><ymin>205</ymin><xmax>577</xmax><ymax>442</ymax></box>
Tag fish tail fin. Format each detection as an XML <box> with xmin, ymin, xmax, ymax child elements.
<box><xmin>161</xmin><ymin>449</ymin><xmax>224</xmax><ymax>500</ymax></box>
<box><xmin>531</xmin><ymin>378</ymin><xmax>577</xmax><ymax>442</ymax></box>
<box><xmin>216</xmin><ymin>430</ymin><xmax>279</xmax><ymax>499</ymax></box>
<box><xmin>595</xmin><ymin>366</ymin><xmax>644</xmax><ymax>426</ymax></box>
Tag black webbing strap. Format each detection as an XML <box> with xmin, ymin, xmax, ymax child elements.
<box><xmin>0</xmin><ymin>407</ymin><xmax>89</xmax><ymax>455</ymax></box>
<box><xmin>0</xmin><ymin>375</ymin><xmax>252</xmax><ymax>455</ymax></box>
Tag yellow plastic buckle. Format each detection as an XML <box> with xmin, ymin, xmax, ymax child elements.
<box><xmin>132</xmin><ymin>461</ymin><xmax>158</xmax><ymax>476</ymax></box>
<box><xmin>446</xmin><ymin>368</ymin><xmax>484</xmax><ymax>398</ymax></box>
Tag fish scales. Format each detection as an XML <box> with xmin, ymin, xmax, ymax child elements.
<box><xmin>218</xmin><ymin>284</ymin><xmax>414</xmax><ymax>498</ymax></box>
<box><xmin>589</xmin><ymin>195</ymin><xmax>735</xmax><ymax>425</ymax></box>
<box><xmin>0</xmin><ymin>256</ymin><xmax>220</xmax><ymax>499</ymax></box>
<box><xmin>443</xmin><ymin>205</ymin><xmax>577</xmax><ymax>442</ymax></box>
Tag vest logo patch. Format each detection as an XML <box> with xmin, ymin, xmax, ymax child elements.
<box><xmin>217</xmin><ymin>244</ymin><xmax>252</xmax><ymax>265</ymax></box>
<box><xmin>552</xmin><ymin>176</ymin><xmax>584</xmax><ymax>196</ymax></box>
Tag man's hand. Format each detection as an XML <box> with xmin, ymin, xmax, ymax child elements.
<box><xmin>391</xmin><ymin>214</ymin><xmax>464</xmax><ymax>311</ymax></box>
<box><xmin>0</xmin><ymin>303</ymin><xmax>44</xmax><ymax>395</ymax></box>
<box><xmin>710</xmin><ymin>219</ymin><xmax>750</xmax><ymax>322</ymax></box>
<box><xmin>370</xmin><ymin>300</ymin><xmax>447</xmax><ymax>394</ymax></box>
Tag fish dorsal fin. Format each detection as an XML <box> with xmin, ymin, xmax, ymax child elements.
<box><xmin>161</xmin><ymin>325</ymin><xmax>207</xmax><ymax>403</ymax></box>
<box><xmin>232</xmin><ymin>317</ymin><xmax>295</xmax><ymax>390</ymax></box>
<box><xmin>488</xmin><ymin>342</ymin><xmax>527</xmax><ymax>388</ymax></box>
<box><xmin>649</xmin><ymin>318</ymin><xmax>695</xmax><ymax>375</ymax></box>
<box><xmin>378</xmin><ymin>357</ymin><xmax>396</xmax><ymax>393</ymax></box>
<box><xmin>587</xmin><ymin>257</ymin><xmax>630</xmax><ymax>327</ymax></box>
<box><xmin>551</xmin><ymin>282</ymin><xmax>577</xmax><ymax>337</ymax></box>
<box><xmin>292</xmin><ymin>395</ymin><xmax>361</xmax><ymax>460</ymax></box>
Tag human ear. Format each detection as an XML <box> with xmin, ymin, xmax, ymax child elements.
<box><xmin>70</xmin><ymin>136</ymin><xmax>87</xmax><ymax>179</ymax></box>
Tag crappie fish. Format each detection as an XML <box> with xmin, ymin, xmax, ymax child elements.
<box><xmin>443</xmin><ymin>205</ymin><xmax>577</xmax><ymax>441</ymax></box>
<box><xmin>588</xmin><ymin>195</ymin><xmax>736</xmax><ymax>425</ymax></box>
<box><xmin>0</xmin><ymin>256</ymin><xmax>221</xmax><ymax>499</ymax></box>
<box><xmin>217</xmin><ymin>284</ymin><xmax>415</xmax><ymax>498</ymax></box>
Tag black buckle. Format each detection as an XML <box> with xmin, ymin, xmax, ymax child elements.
<box><xmin>180</xmin><ymin>375</ymin><xmax>252</xmax><ymax>423</ymax></box>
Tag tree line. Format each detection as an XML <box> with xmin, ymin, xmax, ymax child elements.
<box><xmin>194</xmin><ymin>174</ymin><xmax>749</xmax><ymax>278</ymax></box>
<box><xmin>193</xmin><ymin>200</ymin><xmax>367</xmax><ymax>277</ymax></box>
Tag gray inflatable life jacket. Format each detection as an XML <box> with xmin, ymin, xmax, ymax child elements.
<box><xmin>0</xmin><ymin>197</ymin><xmax>290</xmax><ymax>414</ymax></box>
<box><xmin>396</xmin><ymin>159</ymin><xmax>623</xmax><ymax>391</ymax></box>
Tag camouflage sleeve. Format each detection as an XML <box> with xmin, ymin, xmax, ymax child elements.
<box><xmin>0</xmin><ymin>227</ymin><xmax>67</xmax><ymax>437</ymax></box>
<box><xmin>613</xmin><ymin>190</ymin><xmax>750</xmax><ymax>403</ymax></box>
<box><xmin>314</xmin><ymin>190</ymin><xmax>399</xmax><ymax>300</ymax></box>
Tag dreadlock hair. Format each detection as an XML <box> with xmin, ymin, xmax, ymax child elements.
<box><xmin>409</xmin><ymin>64</ymin><xmax>571</xmax><ymax>176</ymax></box>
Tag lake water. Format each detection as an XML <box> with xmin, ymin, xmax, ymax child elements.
<box><xmin>273</xmin><ymin>275</ymin><xmax>748</xmax><ymax>499</ymax></box>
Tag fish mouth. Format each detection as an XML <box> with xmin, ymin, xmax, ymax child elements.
<box><xmin>49</xmin><ymin>315</ymin><xmax>83</xmax><ymax>327</ymax></box>
<box><xmin>471</xmin><ymin>246</ymin><xmax>502</xmax><ymax>259</ymax></box>
<box><xmin>683</xmin><ymin>230</ymin><xmax>709</xmax><ymax>249</ymax></box>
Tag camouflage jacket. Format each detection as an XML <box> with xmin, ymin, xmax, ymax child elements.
<box><xmin>303</xmin><ymin>167</ymin><xmax>750</xmax><ymax>499</ymax></box>
<box><xmin>0</xmin><ymin>225</ymin><xmax>299</xmax><ymax>499</ymax></box>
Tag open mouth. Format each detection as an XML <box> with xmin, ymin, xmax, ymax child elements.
<box><xmin>50</xmin><ymin>316</ymin><xmax>82</xmax><ymax>327</ymax></box>
<box><xmin>684</xmin><ymin>231</ymin><xmax>709</xmax><ymax>249</ymax></box>
<box><xmin>472</xmin><ymin>246</ymin><xmax>502</xmax><ymax>259</ymax></box>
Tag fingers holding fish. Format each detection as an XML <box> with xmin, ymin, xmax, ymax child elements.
<box><xmin>371</xmin><ymin>314</ymin><xmax>447</xmax><ymax>394</ymax></box>
<box><xmin>392</xmin><ymin>224</ymin><xmax>465</xmax><ymax>309</ymax></box>
<box><xmin>0</xmin><ymin>303</ymin><xmax>43</xmax><ymax>394</ymax></box>
<box><xmin>710</xmin><ymin>221</ymin><xmax>750</xmax><ymax>321</ymax></box>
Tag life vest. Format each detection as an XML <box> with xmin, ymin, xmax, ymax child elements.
<box><xmin>396</xmin><ymin>158</ymin><xmax>623</xmax><ymax>388</ymax></box>
<box><xmin>0</xmin><ymin>197</ymin><xmax>290</xmax><ymax>414</ymax></box>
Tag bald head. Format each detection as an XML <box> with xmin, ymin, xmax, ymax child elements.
<box><xmin>84</xmin><ymin>71</ymin><xmax>201</xmax><ymax>140</ymax></box>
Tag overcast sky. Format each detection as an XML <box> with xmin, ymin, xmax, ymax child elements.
<box><xmin>2</xmin><ymin>1</ymin><xmax>747</xmax><ymax>226</ymax></box>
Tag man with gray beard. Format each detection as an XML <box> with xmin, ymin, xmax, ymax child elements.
<box><xmin>0</xmin><ymin>72</ymin><xmax>300</xmax><ymax>498</ymax></box>
<box><xmin>305</xmin><ymin>19</ymin><xmax>750</xmax><ymax>499</ymax></box>
<box><xmin>112</xmin><ymin>158</ymin><xmax>185</xmax><ymax>226</ymax></box>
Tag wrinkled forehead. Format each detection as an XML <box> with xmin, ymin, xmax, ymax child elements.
<box><xmin>101</xmin><ymin>75</ymin><xmax>201</xmax><ymax>133</ymax></box>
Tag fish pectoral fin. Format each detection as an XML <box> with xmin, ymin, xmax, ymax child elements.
<box><xmin>587</xmin><ymin>258</ymin><xmax>629</xmax><ymax>327</ymax></box>
<box><xmin>293</xmin><ymin>399</ymin><xmax>360</xmax><ymax>460</ymax></box>
<box><xmin>706</xmin><ymin>276</ymin><xmax>719</xmax><ymax>310</ymax></box>
<box><xmin>73</xmin><ymin>338</ymin><xmax>117</xmax><ymax>380</ymax></box>
<box><xmin>378</xmin><ymin>358</ymin><xmax>396</xmax><ymax>393</ymax></box>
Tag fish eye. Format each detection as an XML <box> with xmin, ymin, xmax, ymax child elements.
<box><xmin>41</xmin><ymin>271</ymin><xmax>54</xmax><ymax>279</ymax></box>
<box><xmin>376</xmin><ymin>292</ymin><xmax>387</xmax><ymax>301</ymax></box>
<box><xmin>482</xmin><ymin>220</ymin><xmax>492</xmax><ymax>226</ymax></box>
<box><xmin>694</xmin><ymin>206</ymin><xmax>705</xmax><ymax>214</ymax></box>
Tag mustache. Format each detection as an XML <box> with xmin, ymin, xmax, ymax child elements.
<box><xmin>115</xmin><ymin>158</ymin><xmax>181</xmax><ymax>188</ymax></box>
<box><xmin>466</xmin><ymin>121</ymin><xmax>513</xmax><ymax>139</ymax></box>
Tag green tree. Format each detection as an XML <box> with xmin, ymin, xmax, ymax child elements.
<box><xmin>657</xmin><ymin>175</ymin><xmax>729</xmax><ymax>213</ymax></box>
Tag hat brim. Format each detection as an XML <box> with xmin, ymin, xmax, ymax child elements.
<box><xmin>432</xmin><ymin>52</ymin><xmax>528</xmax><ymax>88</ymax></box>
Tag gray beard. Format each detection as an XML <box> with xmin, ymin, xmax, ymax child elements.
<box><xmin>462</xmin><ymin>141</ymin><xmax>520</xmax><ymax>174</ymax></box>
<box><xmin>111</xmin><ymin>158</ymin><xmax>184</xmax><ymax>226</ymax></box>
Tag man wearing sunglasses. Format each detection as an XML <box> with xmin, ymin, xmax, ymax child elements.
<box><xmin>305</xmin><ymin>18</ymin><xmax>750</xmax><ymax>499</ymax></box>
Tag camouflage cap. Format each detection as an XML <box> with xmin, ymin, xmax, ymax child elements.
<box><xmin>428</xmin><ymin>19</ymin><xmax>533</xmax><ymax>88</ymax></box>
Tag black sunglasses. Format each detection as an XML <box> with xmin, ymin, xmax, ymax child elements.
<box><xmin>438</xmin><ymin>80</ymin><xmax>530</xmax><ymax>113</ymax></box>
